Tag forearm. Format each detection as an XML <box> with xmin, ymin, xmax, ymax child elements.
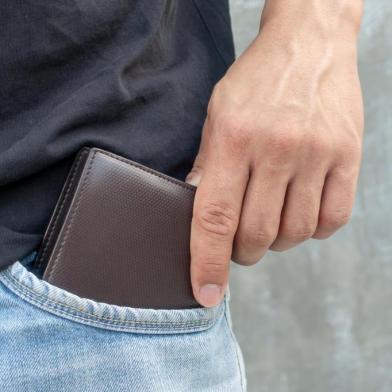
<box><xmin>259</xmin><ymin>0</ymin><xmax>363</xmax><ymax>43</ymax></box>
<box><xmin>226</xmin><ymin>0</ymin><xmax>364</xmax><ymax>108</ymax></box>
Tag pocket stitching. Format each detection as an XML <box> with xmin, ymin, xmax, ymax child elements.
<box><xmin>1</xmin><ymin>270</ymin><xmax>222</xmax><ymax>331</ymax></box>
<box><xmin>224</xmin><ymin>304</ymin><xmax>247</xmax><ymax>392</ymax></box>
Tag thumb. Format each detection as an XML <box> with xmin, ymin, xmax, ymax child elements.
<box><xmin>185</xmin><ymin>161</ymin><xmax>203</xmax><ymax>187</ymax></box>
<box><xmin>185</xmin><ymin>120</ymin><xmax>211</xmax><ymax>187</ymax></box>
<box><xmin>186</xmin><ymin>128</ymin><xmax>248</xmax><ymax>307</ymax></box>
<box><xmin>188</xmin><ymin>162</ymin><xmax>247</xmax><ymax>308</ymax></box>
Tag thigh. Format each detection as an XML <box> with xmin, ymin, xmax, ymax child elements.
<box><xmin>0</xmin><ymin>259</ymin><xmax>246</xmax><ymax>392</ymax></box>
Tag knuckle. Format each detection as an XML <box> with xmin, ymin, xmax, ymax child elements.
<box><xmin>312</xmin><ymin>230</ymin><xmax>333</xmax><ymax>240</ymax></box>
<box><xmin>195</xmin><ymin>202</ymin><xmax>238</xmax><ymax>238</ymax></box>
<box><xmin>232</xmin><ymin>252</ymin><xmax>263</xmax><ymax>267</ymax></box>
<box><xmin>336</xmin><ymin>136</ymin><xmax>362</xmax><ymax>163</ymax></box>
<box><xmin>221</xmin><ymin>120</ymin><xmax>253</xmax><ymax>155</ymax></box>
<box><xmin>267</xmin><ymin>129</ymin><xmax>301</xmax><ymax>153</ymax></box>
<box><xmin>319</xmin><ymin>209</ymin><xmax>351</xmax><ymax>230</ymax></box>
<box><xmin>238</xmin><ymin>227</ymin><xmax>275</xmax><ymax>249</ymax></box>
<box><xmin>264</xmin><ymin>130</ymin><xmax>302</xmax><ymax>168</ymax></box>
<box><xmin>282</xmin><ymin>223</ymin><xmax>316</xmax><ymax>242</ymax></box>
<box><xmin>195</xmin><ymin>256</ymin><xmax>227</xmax><ymax>276</ymax></box>
<box><xmin>308</xmin><ymin>134</ymin><xmax>333</xmax><ymax>157</ymax></box>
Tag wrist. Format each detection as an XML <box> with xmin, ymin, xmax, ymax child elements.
<box><xmin>259</xmin><ymin>0</ymin><xmax>363</xmax><ymax>43</ymax></box>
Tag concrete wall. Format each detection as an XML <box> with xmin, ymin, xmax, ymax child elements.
<box><xmin>228</xmin><ymin>1</ymin><xmax>392</xmax><ymax>391</ymax></box>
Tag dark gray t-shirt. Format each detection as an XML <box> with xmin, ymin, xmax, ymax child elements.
<box><xmin>0</xmin><ymin>0</ymin><xmax>235</xmax><ymax>270</ymax></box>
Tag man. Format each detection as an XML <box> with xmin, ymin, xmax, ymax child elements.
<box><xmin>0</xmin><ymin>1</ymin><xmax>363</xmax><ymax>391</ymax></box>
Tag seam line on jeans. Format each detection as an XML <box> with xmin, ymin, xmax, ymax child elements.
<box><xmin>2</xmin><ymin>271</ymin><xmax>213</xmax><ymax>326</ymax></box>
<box><xmin>2</xmin><ymin>279</ymin><xmax>213</xmax><ymax>331</ymax></box>
<box><xmin>224</xmin><ymin>307</ymin><xmax>246</xmax><ymax>391</ymax></box>
<box><xmin>1</xmin><ymin>271</ymin><xmax>220</xmax><ymax>329</ymax></box>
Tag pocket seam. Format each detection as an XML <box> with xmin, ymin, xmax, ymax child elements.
<box><xmin>224</xmin><ymin>301</ymin><xmax>247</xmax><ymax>392</ymax></box>
<box><xmin>0</xmin><ymin>268</ymin><xmax>224</xmax><ymax>333</ymax></box>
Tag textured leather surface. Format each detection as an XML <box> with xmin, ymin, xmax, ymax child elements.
<box><xmin>36</xmin><ymin>148</ymin><xmax>199</xmax><ymax>309</ymax></box>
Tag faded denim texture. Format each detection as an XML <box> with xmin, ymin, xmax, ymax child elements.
<box><xmin>0</xmin><ymin>254</ymin><xmax>246</xmax><ymax>392</ymax></box>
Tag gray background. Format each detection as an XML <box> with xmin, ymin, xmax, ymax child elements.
<box><xmin>228</xmin><ymin>1</ymin><xmax>392</xmax><ymax>391</ymax></box>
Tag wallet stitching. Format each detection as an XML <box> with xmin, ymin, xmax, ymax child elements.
<box><xmin>45</xmin><ymin>150</ymin><xmax>98</xmax><ymax>281</ymax></box>
<box><xmin>36</xmin><ymin>151</ymin><xmax>87</xmax><ymax>271</ymax></box>
<box><xmin>1</xmin><ymin>271</ymin><xmax>218</xmax><ymax>330</ymax></box>
<box><xmin>96</xmin><ymin>149</ymin><xmax>196</xmax><ymax>193</ymax></box>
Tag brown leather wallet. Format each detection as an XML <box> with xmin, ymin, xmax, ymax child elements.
<box><xmin>35</xmin><ymin>147</ymin><xmax>200</xmax><ymax>309</ymax></box>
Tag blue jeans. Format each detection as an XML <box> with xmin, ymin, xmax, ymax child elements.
<box><xmin>0</xmin><ymin>253</ymin><xmax>246</xmax><ymax>391</ymax></box>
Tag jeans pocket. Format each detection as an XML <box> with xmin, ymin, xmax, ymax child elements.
<box><xmin>0</xmin><ymin>258</ymin><xmax>245</xmax><ymax>391</ymax></box>
<box><xmin>0</xmin><ymin>259</ymin><xmax>225</xmax><ymax>334</ymax></box>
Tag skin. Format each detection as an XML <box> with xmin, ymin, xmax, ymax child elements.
<box><xmin>186</xmin><ymin>0</ymin><xmax>364</xmax><ymax>307</ymax></box>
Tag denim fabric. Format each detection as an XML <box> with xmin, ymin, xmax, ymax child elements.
<box><xmin>0</xmin><ymin>254</ymin><xmax>246</xmax><ymax>391</ymax></box>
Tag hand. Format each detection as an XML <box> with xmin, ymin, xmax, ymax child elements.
<box><xmin>186</xmin><ymin>1</ymin><xmax>364</xmax><ymax>307</ymax></box>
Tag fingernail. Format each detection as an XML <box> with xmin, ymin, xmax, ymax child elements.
<box><xmin>185</xmin><ymin>173</ymin><xmax>201</xmax><ymax>187</ymax></box>
<box><xmin>198</xmin><ymin>284</ymin><xmax>222</xmax><ymax>307</ymax></box>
